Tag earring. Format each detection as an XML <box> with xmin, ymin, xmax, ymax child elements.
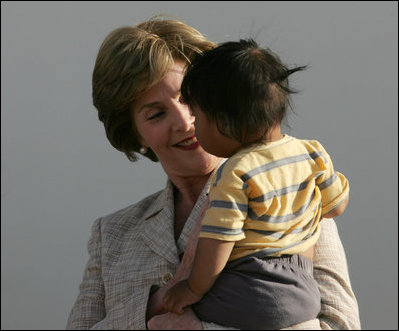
<box><xmin>139</xmin><ymin>146</ymin><xmax>148</xmax><ymax>154</ymax></box>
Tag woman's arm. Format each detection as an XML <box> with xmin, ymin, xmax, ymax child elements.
<box><xmin>313</xmin><ymin>218</ymin><xmax>361</xmax><ymax>330</ymax></box>
<box><xmin>66</xmin><ymin>218</ymin><xmax>106</xmax><ymax>329</ymax></box>
<box><xmin>68</xmin><ymin>217</ymin><xmax>149</xmax><ymax>330</ymax></box>
<box><xmin>281</xmin><ymin>217</ymin><xmax>361</xmax><ymax>331</ymax></box>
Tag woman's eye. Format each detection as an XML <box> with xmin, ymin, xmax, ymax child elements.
<box><xmin>146</xmin><ymin>110</ymin><xmax>164</xmax><ymax>121</ymax></box>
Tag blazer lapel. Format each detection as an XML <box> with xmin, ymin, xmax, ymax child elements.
<box><xmin>140</xmin><ymin>182</ymin><xmax>180</xmax><ymax>265</ymax></box>
<box><xmin>140</xmin><ymin>168</ymin><xmax>218</xmax><ymax>265</ymax></box>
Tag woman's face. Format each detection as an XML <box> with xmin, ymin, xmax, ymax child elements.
<box><xmin>132</xmin><ymin>60</ymin><xmax>220</xmax><ymax>180</ymax></box>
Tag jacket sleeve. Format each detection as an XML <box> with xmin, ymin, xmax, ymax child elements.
<box><xmin>66</xmin><ymin>218</ymin><xmax>106</xmax><ymax>329</ymax></box>
<box><xmin>314</xmin><ymin>218</ymin><xmax>361</xmax><ymax>330</ymax></box>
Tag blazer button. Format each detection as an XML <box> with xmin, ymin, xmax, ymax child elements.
<box><xmin>162</xmin><ymin>272</ymin><xmax>173</xmax><ymax>284</ymax></box>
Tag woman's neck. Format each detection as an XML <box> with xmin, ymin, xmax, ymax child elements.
<box><xmin>173</xmin><ymin>174</ymin><xmax>210</xmax><ymax>210</ymax></box>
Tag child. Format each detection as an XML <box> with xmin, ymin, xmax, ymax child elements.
<box><xmin>163</xmin><ymin>39</ymin><xmax>350</xmax><ymax>330</ymax></box>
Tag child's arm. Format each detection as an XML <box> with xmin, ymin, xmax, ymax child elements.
<box><xmin>163</xmin><ymin>238</ymin><xmax>235</xmax><ymax>314</ymax></box>
<box><xmin>322</xmin><ymin>193</ymin><xmax>349</xmax><ymax>219</ymax></box>
<box><xmin>188</xmin><ymin>238</ymin><xmax>236</xmax><ymax>296</ymax></box>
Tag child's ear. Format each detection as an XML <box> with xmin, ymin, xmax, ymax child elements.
<box><xmin>215</xmin><ymin>114</ymin><xmax>234</xmax><ymax>139</ymax></box>
<box><xmin>216</xmin><ymin>114</ymin><xmax>229</xmax><ymax>130</ymax></box>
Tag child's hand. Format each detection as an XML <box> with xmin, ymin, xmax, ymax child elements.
<box><xmin>162</xmin><ymin>280</ymin><xmax>202</xmax><ymax>315</ymax></box>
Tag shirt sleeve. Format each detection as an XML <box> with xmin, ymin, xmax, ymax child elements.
<box><xmin>314</xmin><ymin>143</ymin><xmax>350</xmax><ymax>216</ymax></box>
<box><xmin>199</xmin><ymin>164</ymin><xmax>248</xmax><ymax>242</ymax></box>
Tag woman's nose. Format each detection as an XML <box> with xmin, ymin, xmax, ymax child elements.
<box><xmin>172</xmin><ymin>102</ymin><xmax>194</xmax><ymax>132</ymax></box>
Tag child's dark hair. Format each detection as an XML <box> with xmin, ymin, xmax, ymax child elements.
<box><xmin>181</xmin><ymin>38</ymin><xmax>307</xmax><ymax>144</ymax></box>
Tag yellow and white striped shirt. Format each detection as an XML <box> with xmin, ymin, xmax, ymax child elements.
<box><xmin>199</xmin><ymin>135</ymin><xmax>349</xmax><ymax>261</ymax></box>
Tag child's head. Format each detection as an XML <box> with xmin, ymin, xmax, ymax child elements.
<box><xmin>181</xmin><ymin>38</ymin><xmax>306</xmax><ymax>154</ymax></box>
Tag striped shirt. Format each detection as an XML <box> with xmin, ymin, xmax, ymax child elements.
<box><xmin>199</xmin><ymin>135</ymin><xmax>349</xmax><ymax>261</ymax></box>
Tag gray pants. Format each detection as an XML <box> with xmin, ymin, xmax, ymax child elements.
<box><xmin>192</xmin><ymin>254</ymin><xmax>321</xmax><ymax>330</ymax></box>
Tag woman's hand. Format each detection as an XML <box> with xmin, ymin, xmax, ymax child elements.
<box><xmin>146</xmin><ymin>286</ymin><xmax>169</xmax><ymax>320</ymax></box>
<box><xmin>147</xmin><ymin>307</ymin><xmax>203</xmax><ymax>330</ymax></box>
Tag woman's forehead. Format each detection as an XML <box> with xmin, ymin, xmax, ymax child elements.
<box><xmin>133</xmin><ymin>62</ymin><xmax>185</xmax><ymax>113</ymax></box>
<box><xmin>168</xmin><ymin>60</ymin><xmax>186</xmax><ymax>75</ymax></box>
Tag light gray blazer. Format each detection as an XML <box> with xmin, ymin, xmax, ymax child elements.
<box><xmin>66</xmin><ymin>180</ymin><xmax>360</xmax><ymax>330</ymax></box>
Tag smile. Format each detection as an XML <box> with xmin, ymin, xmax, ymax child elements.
<box><xmin>175</xmin><ymin>136</ymin><xmax>200</xmax><ymax>150</ymax></box>
<box><xmin>177</xmin><ymin>136</ymin><xmax>197</xmax><ymax>146</ymax></box>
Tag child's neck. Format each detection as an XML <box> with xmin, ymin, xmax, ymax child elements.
<box><xmin>266</xmin><ymin>124</ymin><xmax>284</xmax><ymax>142</ymax></box>
<box><xmin>263</xmin><ymin>124</ymin><xmax>284</xmax><ymax>143</ymax></box>
<box><xmin>227</xmin><ymin>125</ymin><xmax>285</xmax><ymax>157</ymax></box>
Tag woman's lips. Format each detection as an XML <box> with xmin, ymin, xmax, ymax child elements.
<box><xmin>175</xmin><ymin>136</ymin><xmax>200</xmax><ymax>150</ymax></box>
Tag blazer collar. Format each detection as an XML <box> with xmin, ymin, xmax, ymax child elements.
<box><xmin>140</xmin><ymin>180</ymin><xmax>180</xmax><ymax>265</ymax></box>
<box><xmin>143</xmin><ymin>180</ymin><xmax>174</xmax><ymax>220</ymax></box>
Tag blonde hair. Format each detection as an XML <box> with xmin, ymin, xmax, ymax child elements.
<box><xmin>92</xmin><ymin>15</ymin><xmax>216</xmax><ymax>161</ymax></box>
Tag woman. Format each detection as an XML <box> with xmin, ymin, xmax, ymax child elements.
<box><xmin>66</xmin><ymin>15</ymin><xmax>360</xmax><ymax>330</ymax></box>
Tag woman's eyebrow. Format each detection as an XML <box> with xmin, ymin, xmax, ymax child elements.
<box><xmin>138</xmin><ymin>101</ymin><xmax>162</xmax><ymax>113</ymax></box>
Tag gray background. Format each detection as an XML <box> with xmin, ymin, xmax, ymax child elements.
<box><xmin>1</xmin><ymin>1</ymin><xmax>397</xmax><ymax>330</ymax></box>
